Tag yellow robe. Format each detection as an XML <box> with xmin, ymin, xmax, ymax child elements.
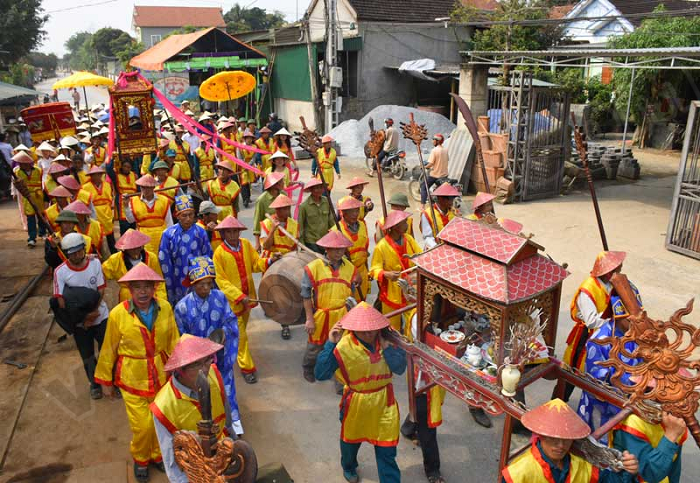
<box><xmin>156</xmin><ymin>176</ymin><xmax>179</xmax><ymax>204</ymax></box>
<box><xmin>85</xmin><ymin>145</ymin><xmax>106</xmax><ymax>167</ymax></box>
<box><xmin>168</xmin><ymin>140</ymin><xmax>191</xmax><ymax>182</ymax></box>
<box><xmin>238</xmin><ymin>145</ymin><xmax>256</xmax><ymax>185</ymax></box>
<box><xmin>102</xmin><ymin>250</ymin><xmax>166</xmax><ymax>302</ymax></box>
<box><xmin>116</xmin><ymin>172</ymin><xmax>137</xmax><ymax>221</ymax></box>
<box><xmin>255</xmin><ymin>137</ymin><xmax>275</xmax><ymax>171</ymax></box>
<box><xmin>369</xmin><ymin>234</ymin><xmax>421</xmax><ymax>330</ymax></box>
<box><xmin>77</xmin><ymin>219</ymin><xmax>105</xmax><ymax>254</ymax></box>
<box><xmin>332</xmin><ymin>219</ymin><xmax>370</xmax><ymax>300</ymax></box>
<box><xmin>129</xmin><ymin>196</ymin><xmax>171</xmax><ymax>255</ymax></box>
<box><xmin>315</xmin><ymin>147</ymin><xmax>337</xmax><ymax>190</ymax></box>
<box><xmin>264</xmin><ymin>166</ymin><xmax>291</xmax><ymax>187</ymax></box>
<box><xmin>421</xmin><ymin>204</ymin><xmax>456</xmax><ymax>235</ymax></box>
<box><xmin>82</xmin><ymin>180</ymin><xmax>114</xmax><ymax>234</ymax></box>
<box><xmin>376</xmin><ymin>212</ymin><xmax>414</xmax><ymax>241</ymax></box>
<box><xmin>196</xmin><ymin>220</ymin><xmax>223</xmax><ymax>252</ymax></box>
<box><xmin>502</xmin><ymin>442</ymin><xmax>599</xmax><ymax>483</ymax></box>
<box><xmin>14</xmin><ymin>166</ymin><xmax>43</xmax><ymax>215</ymax></box>
<box><xmin>194</xmin><ymin>146</ymin><xmax>215</xmax><ymax>180</ymax></box>
<box><xmin>44</xmin><ymin>202</ymin><xmax>63</xmax><ymax>232</ymax></box>
<box><xmin>207</xmin><ymin>178</ymin><xmax>240</xmax><ymax>221</ymax></box>
<box><xmin>304</xmin><ymin>258</ymin><xmax>355</xmax><ymax>345</ymax></box>
<box><xmin>334</xmin><ymin>332</ymin><xmax>400</xmax><ymax>446</ymax></box>
<box><xmin>260</xmin><ymin>216</ymin><xmax>298</xmax><ymax>258</ymax></box>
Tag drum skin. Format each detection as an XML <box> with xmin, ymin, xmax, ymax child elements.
<box><xmin>258</xmin><ymin>251</ymin><xmax>317</xmax><ymax>325</ymax></box>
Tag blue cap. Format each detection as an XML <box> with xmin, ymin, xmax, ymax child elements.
<box><xmin>183</xmin><ymin>256</ymin><xmax>216</xmax><ymax>286</ymax></box>
<box><xmin>165</xmin><ymin>148</ymin><xmax>177</xmax><ymax>157</ymax></box>
<box><xmin>174</xmin><ymin>194</ymin><xmax>194</xmax><ymax>214</ymax></box>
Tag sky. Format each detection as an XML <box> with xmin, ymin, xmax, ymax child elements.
<box><xmin>38</xmin><ymin>0</ymin><xmax>302</xmax><ymax>56</ymax></box>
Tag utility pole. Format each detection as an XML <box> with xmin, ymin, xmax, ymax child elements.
<box><xmin>323</xmin><ymin>0</ymin><xmax>340</xmax><ymax>134</ymax></box>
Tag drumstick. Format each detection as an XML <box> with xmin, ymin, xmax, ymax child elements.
<box><xmin>249</xmin><ymin>298</ymin><xmax>273</xmax><ymax>304</ymax></box>
<box><xmin>265</xmin><ymin>214</ymin><xmax>329</xmax><ymax>263</ymax></box>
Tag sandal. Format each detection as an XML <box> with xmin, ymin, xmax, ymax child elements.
<box><xmin>427</xmin><ymin>476</ymin><xmax>445</xmax><ymax>483</ymax></box>
<box><xmin>281</xmin><ymin>326</ymin><xmax>291</xmax><ymax>340</ymax></box>
<box><xmin>133</xmin><ymin>463</ymin><xmax>149</xmax><ymax>482</ymax></box>
<box><xmin>243</xmin><ymin>372</ymin><xmax>258</xmax><ymax>384</ymax></box>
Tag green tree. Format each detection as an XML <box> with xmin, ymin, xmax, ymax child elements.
<box><xmin>0</xmin><ymin>0</ymin><xmax>48</xmax><ymax>65</ymax></box>
<box><xmin>64</xmin><ymin>31</ymin><xmax>95</xmax><ymax>70</ymax></box>
<box><xmin>1</xmin><ymin>63</ymin><xmax>36</xmax><ymax>88</ymax></box>
<box><xmin>115</xmin><ymin>40</ymin><xmax>145</xmax><ymax>69</ymax></box>
<box><xmin>224</xmin><ymin>4</ymin><xmax>286</xmax><ymax>33</ymax></box>
<box><xmin>24</xmin><ymin>52</ymin><xmax>59</xmax><ymax>73</ymax></box>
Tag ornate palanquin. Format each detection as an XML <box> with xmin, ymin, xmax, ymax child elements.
<box><xmin>108</xmin><ymin>73</ymin><xmax>157</xmax><ymax>156</ymax></box>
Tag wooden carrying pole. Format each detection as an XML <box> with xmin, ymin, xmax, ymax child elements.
<box><xmin>122</xmin><ymin>177</ymin><xmax>216</xmax><ymax>198</ymax></box>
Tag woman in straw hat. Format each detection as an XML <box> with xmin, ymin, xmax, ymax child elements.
<box><xmin>315</xmin><ymin>302</ymin><xmax>406</xmax><ymax>483</ymax></box>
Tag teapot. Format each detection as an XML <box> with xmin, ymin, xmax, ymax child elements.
<box><xmin>466</xmin><ymin>344</ymin><xmax>482</xmax><ymax>366</ymax></box>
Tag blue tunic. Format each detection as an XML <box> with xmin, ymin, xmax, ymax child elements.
<box><xmin>174</xmin><ymin>289</ymin><xmax>241</xmax><ymax>430</ymax></box>
<box><xmin>158</xmin><ymin>223</ymin><xmax>212</xmax><ymax>304</ymax></box>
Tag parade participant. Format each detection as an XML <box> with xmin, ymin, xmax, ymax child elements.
<box><xmin>179</xmin><ymin>99</ymin><xmax>190</xmax><ymax>112</ymax></box>
<box><xmin>260</xmin><ymin>193</ymin><xmax>298</xmax><ymax>340</ymax></box>
<box><xmin>375</xmin><ymin>192</ymin><xmax>414</xmax><ymax>242</ymax></box>
<box><xmin>95</xmin><ymin>263</ymin><xmax>180</xmax><ymax>483</ymax></box>
<box><xmin>342</xmin><ymin>177</ymin><xmax>373</xmax><ymax>221</ymax></box>
<box><xmin>370</xmin><ymin>210</ymin><xmax>421</xmax><ymax>331</ymax></box>
<box><xmin>58</xmin><ymin>174</ymin><xmax>95</xmax><ymax>215</ymax></box>
<box><xmin>13</xmin><ymin>151</ymin><xmax>45</xmax><ymax>246</ymax></box>
<box><xmin>169</xmin><ymin>126</ymin><xmax>192</xmax><ymax>183</ymax></box>
<box><xmin>44</xmin><ymin>162</ymin><xmax>69</xmax><ymax>197</ymax></box>
<box><xmin>158</xmin><ymin>195</ymin><xmax>213</xmax><ymax>305</ymax></box>
<box><xmin>501</xmin><ymin>399</ymin><xmax>639</xmax><ymax>483</ymax></box>
<box><xmin>173</xmin><ymin>258</ymin><xmax>243</xmax><ymax>433</ymax></box>
<box><xmin>152</xmin><ymin>159</ymin><xmax>179</xmax><ymax>204</ymax></box>
<box><xmin>298</xmin><ymin>178</ymin><xmax>336</xmax><ymax>254</ymax></box>
<box><xmin>151</xmin><ymin>335</ymin><xmax>235</xmax><ymax>483</ymax></box>
<box><xmin>116</xmin><ymin>159</ymin><xmax>137</xmax><ymax>234</ymax></box>
<box><xmin>420</xmin><ymin>134</ymin><xmax>449</xmax><ymax>209</ymax></box>
<box><xmin>314</xmin><ymin>302</ymin><xmax>406</xmax><ymax>483</ymax></box>
<box><xmin>301</xmin><ymin>230</ymin><xmax>356</xmax><ymax>383</ymax></box>
<box><xmin>213</xmin><ymin>215</ymin><xmax>278</xmax><ymax>384</ymax></box>
<box><xmin>45</xmin><ymin>210</ymin><xmax>93</xmax><ymax>268</ymax></box>
<box><xmin>36</xmin><ymin>141</ymin><xmax>56</xmax><ymax>183</ymax></box>
<box><xmin>468</xmin><ymin>192</ymin><xmax>495</xmax><ymax>220</ymax></box>
<box><xmin>70</xmin><ymin>153</ymin><xmax>89</xmax><ymax>185</ymax></box>
<box><xmin>265</xmin><ymin>150</ymin><xmax>292</xmax><ymax>187</ymax></box>
<box><xmin>252</xmin><ymin>171</ymin><xmax>285</xmax><ymax>251</ymax></box>
<box><xmin>196</xmin><ymin>200</ymin><xmax>223</xmax><ymax>251</ymax></box>
<box><xmin>267</xmin><ymin>112</ymin><xmax>282</xmax><ymax>134</ymax></box>
<box><xmin>273</xmin><ymin>127</ymin><xmax>297</xmax><ymax>173</ymax></box>
<box><xmin>312</xmin><ymin>135</ymin><xmax>340</xmax><ymax>190</ymax></box>
<box><xmin>194</xmin><ymin>134</ymin><xmax>215</xmax><ymax>179</ymax></box>
<box><xmin>421</xmin><ymin>183</ymin><xmax>459</xmax><ymax>249</ymax></box>
<box><xmin>377</xmin><ymin>118</ymin><xmax>398</xmax><ymax>170</ymax></box>
<box><xmin>141</xmin><ymin>139</ymin><xmax>170</xmax><ymax>175</ymax></box>
<box><xmin>44</xmin><ymin>185</ymin><xmax>72</xmax><ymax>232</ymax></box>
<box><xmin>255</xmin><ymin>126</ymin><xmax>275</xmax><ymax>171</ymax></box>
<box><xmin>65</xmin><ymin>199</ymin><xmax>109</xmax><ymax>260</ymax></box>
<box><xmin>82</xmin><ymin>165</ymin><xmax>116</xmax><ymax>253</ymax></box>
<box><xmin>246</xmin><ymin>118</ymin><xmax>259</xmax><ymax>139</ymax></box>
<box><xmin>332</xmin><ymin>196</ymin><xmax>370</xmax><ymax>301</ymax></box>
<box><xmin>125</xmin><ymin>174</ymin><xmax>174</xmax><ymax>255</ymax></box>
<box><xmin>219</xmin><ymin>120</ymin><xmax>239</xmax><ymax>166</ymax></box>
<box><xmin>562</xmin><ymin>251</ymin><xmax>626</xmax><ymax>401</ymax></box>
<box><xmin>182</xmin><ymin>123</ymin><xmax>200</xmax><ymax>154</ymax></box>
<box><xmin>235</xmin><ymin>130</ymin><xmax>256</xmax><ymax>207</ymax></box>
<box><xmin>60</xmin><ymin>135</ymin><xmax>81</xmax><ymax>159</ymax></box>
<box><xmin>102</xmin><ymin>229</ymin><xmax>166</xmax><ymax>302</ymax></box>
<box><xmin>206</xmin><ymin>160</ymin><xmax>240</xmax><ymax>221</ymax></box>
<box><xmin>53</xmin><ymin>232</ymin><xmax>110</xmax><ymax>399</ymax></box>
<box><xmin>84</xmin><ymin>132</ymin><xmax>106</xmax><ymax>167</ymax></box>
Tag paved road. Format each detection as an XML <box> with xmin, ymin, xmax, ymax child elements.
<box><xmin>35</xmin><ymin>74</ymin><xmax>111</xmax><ymax>111</ymax></box>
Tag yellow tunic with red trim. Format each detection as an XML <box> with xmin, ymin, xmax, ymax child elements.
<box><xmin>332</xmin><ymin>219</ymin><xmax>370</xmax><ymax>300</ymax></box>
<box><xmin>502</xmin><ymin>441</ymin><xmax>599</xmax><ymax>483</ymax></box>
<box><xmin>157</xmin><ymin>176</ymin><xmax>179</xmax><ymax>204</ymax></box>
<box><xmin>82</xmin><ymin>180</ymin><xmax>114</xmax><ymax>234</ymax></box>
<box><xmin>612</xmin><ymin>414</ymin><xmax>687</xmax><ymax>483</ymax></box>
<box><xmin>44</xmin><ymin>175</ymin><xmax>59</xmax><ymax>198</ymax></box>
<box><xmin>207</xmin><ymin>178</ymin><xmax>240</xmax><ymax>221</ymax></box>
<box><xmin>304</xmin><ymin>258</ymin><xmax>356</xmax><ymax>345</ymax></box>
<box><xmin>220</xmin><ymin>132</ymin><xmax>240</xmax><ymax>173</ymax></box>
<box><xmin>77</xmin><ymin>170</ymin><xmax>89</xmax><ymax>186</ymax></box>
<box><xmin>130</xmin><ymin>195</ymin><xmax>171</xmax><ymax>255</ymax></box>
<box><xmin>117</xmin><ymin>172</ymin><xmax>137</xmax><ymax>221</ymax></box>
<box><xmin>369</xmin><ymin>234</ymin><xmax>421</xmax><ymax>330</ymax></box>
<box><xmin>168</xmin><ymin>140</ymin><xmax>191</xmax><ymax>182</ymax></box>
<box><xmin>422</xmin><ymin>204</ymin><xmax>455</xmax><ymax>235</ymax></box>
<box><xmin>85</xmin><ymin>145</ymin><xmax>106</xmax><ymax>167</ymax></box>
<box><xmin>260</xmin><ymin>216</ymin><xmax>298</xmax><ymax>258</ymax></box>
<box><xmin>150</xmin><ymin>365</ymin><xmax>227</xmax><ymax>437</ymax></box>
<box><xmin>194</xmin><ymin>146</ymin><xmax>215</xmax><ymax>180</ymax></box>
<box><xmin>213</xmin><ymin>239</ymin><xmax>269</xmax><ymax>317</ymax></box>
<box><xmin>376</xmin><ymin>212</ymin><xmax>414</xmax><ymax>241</ymax></box>
<box><xmin>255</xmin><ymin>137</ymin><xmax>275</xmax><ymax>171</ymax></box>
<box><xmin>238</xmin><ymin>145</ymin><xmax>256</xmax><ymax>185</ymax></box>
<box><xmin>78</xmin><ymin>219</ymin><xmax>104</xmax><ymax>253</ymax></box>
<box><xmin>95</xmin><ymin>298</ymin><xmax>180</xmax><ymax>397</ymax></box>
<box><xmin>334</xmin><ymin>332</ymin><xmax>400</xmax><ymax>446</ymax></box>
<box><xmin>102</xmin><ymin>250</ymin><xmax>166</xmax><ymax>302</ymax></box>
<box><xmin>72</xmin><ymin>188</ymin><xmax>93</xmax><ymax>208</ymax></box>
<box><xmin>14</xmin><ymin>166</ymin><xmax>43</xmax><ymax>215</ymax></box>
<box><xmin>44</xmin><ymin>202</ymin><xmax>63</xmax><ymax>232</ymax></box>
<box><xmin>264</xmin><ymin>166</ymin><xmax>291</xmax><ymax>187</ymax></box>
<box><xmin>315</xmin><ymin>147</ymin><xmax>337</xmax><ymax>190</ymax></box>
<box><xmin>141</xmin><ymin>153</ymin><xmax>155</xmax><ymax>175</ymax></box>
<box><xmin>196</xmin><ymin>220</ymin><xmax>223</xmax><ymax>252</ymax></box>
<box><xmin>275</xmin><ymin>141</ymin><xmax>295</xmax><ymax>162</ymax></box>
<box><xmin>563</xmin><ymin>276</ymin><xmax>612</xmax><ymax>371</ymax></box>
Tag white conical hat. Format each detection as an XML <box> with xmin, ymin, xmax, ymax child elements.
<box><xmin>37</xmin><ymin>141</ymin><xmax>56</xmax><ymax>152</ymax></box>
<box><xmin>274</xmin><ymin>128</ymin><xmax>292</xmax><ymax>137</ymax></box>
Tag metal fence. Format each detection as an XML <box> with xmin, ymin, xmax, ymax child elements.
<box><xmin>666</xmin><ymin>100</ymin><xmax>700</xmax><ymax>259</ymax></box>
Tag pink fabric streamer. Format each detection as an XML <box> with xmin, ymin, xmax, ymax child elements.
<box><xmin>286</xmin><ymin>182</ymin><xmax>304</xmax><ymax>219</ymax></box>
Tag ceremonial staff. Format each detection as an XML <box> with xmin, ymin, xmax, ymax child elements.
<box><xmin>367</xmin><ymin>118</ymin><xmax>388</xmax><ymax>220</ymax></box>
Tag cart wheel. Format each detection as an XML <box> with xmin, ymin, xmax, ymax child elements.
<box><xmin>409</xmin><ymin>180</ymin><xmax>421</xmax><ymax>202</ymax></box>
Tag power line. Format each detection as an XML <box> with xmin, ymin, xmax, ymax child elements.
<box><xmin>45</xmin><ymin>0</ymin><xmax>118</xmax><ymax>14</ymax></box>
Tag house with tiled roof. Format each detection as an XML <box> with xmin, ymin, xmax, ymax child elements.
<box><xmin>132</xmin><ymin>6</ymin><xmax>226</xmax><ymax>48</ymax></box>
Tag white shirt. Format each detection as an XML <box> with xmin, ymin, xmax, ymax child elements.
<box><xmin>38</xmin><ymin>156</ymin><xmax>53</xmax><ymax>183</ymax></box>
<box><xmin>124</xmin><ymin>194</ymin><xmax>174</xmax><ymax>226</ymax></box>
<box><xmin>420</xmin><ymin>207</ymin><xmax>449</xmax><ymax>250</ymax></box>
<box><xmin>575</xmin><ymin>278</ymin><xmax>612</xmax><ymax>330</ymax></box>
<box><xmin>53</xmin><ymin>256</ymin><xmax>109</xmax><ymax>323</ymax></box>
<box><xmin>182</xmin><ymin>133</ymin><xmax>200</xmax><ymax>154</ymax></box>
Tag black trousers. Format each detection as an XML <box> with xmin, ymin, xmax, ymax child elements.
<box><xmin>106</xmin><ymin>233</ymin><xmax>117</xmax><ymax>254</ymax></box>
<box><xmin>73</xmin><ymin>320</ymin><xmax>107</xmax><ymax>388</ymax></box>
<box><xmin>241</xmin><ymin>183</ymin><xmax>251</xmax><ymax>204</ymax></box>
<box><xmin>560</xmin><ymin>330</ymin><xmax>589</xmax><ymax>402</ymax></box>
<box><xmin>416</xmin><ymin>394</ymin><xmax>441</xmax><ymax>478</ymax></box>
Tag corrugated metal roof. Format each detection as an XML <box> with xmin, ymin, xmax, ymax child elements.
<box><xmin>0</xmin><ymin>81</ymin><xmax>39</xmax><ymax>101</ymax></box>
<box><xmin>446</xmin><ymin>126</ymin><xmax>474</xmax><ymax>193</ymax></box>
<box><xmin>463</xmin><ymin>46</ymin><xmax>700</xmax><ymax>57</ymax></box>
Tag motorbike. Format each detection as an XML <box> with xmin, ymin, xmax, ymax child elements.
<box><xmin>408</xmin><ymin>165</ymin><xmax>463</xmax><ymax>210</ymax></box>
<box><xmin>364</xmin><ymin>145</ymin><xmax>407</xmax><ymax>180</ymax></box>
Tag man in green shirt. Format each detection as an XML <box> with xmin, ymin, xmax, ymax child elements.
<box><xmin>298</xmin><ymin>178</ymin><xmax>336</xmax><ymax>253</ymax></box>
<box><xmin>253</xmin><ymin>171</ymin><xmax>285</xmax><ymax>251</ymax></box>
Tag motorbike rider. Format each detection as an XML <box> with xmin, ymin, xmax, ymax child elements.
<box><xmin>377</xmin><ymin>118</ymin><xmax>399</xmax><ymax>170</ymax></box>
<box><xmin>421</xmin><ymin>134</ymin><xmax>449</xmax><ymax>210</ymax></box>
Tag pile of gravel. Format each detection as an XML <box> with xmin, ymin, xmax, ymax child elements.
<box><xmin>329</xmin><ymin>105</ymin><xmax>456</xmax><ymax>160</ymax></box>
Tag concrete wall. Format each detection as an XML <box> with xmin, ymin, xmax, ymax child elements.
<box><xmin>307</xmin><ymin>0</ymin><xmax>359</xmax><ymax>42</ymax></box>
<box><xmin>275</xmin><ymin>98</ymin><xmax>316</xmax><ymax>132</ymax></box>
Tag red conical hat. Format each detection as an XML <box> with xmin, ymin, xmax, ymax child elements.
<box><xmin>163</xmin><ymin>334</ymin><xmax>223</xmax><ymax>372</ymax></box>
<box><xmin>216</xmin><ymin>160</ymin><xmax>235</xmax><ymax>172</ymax></box>
<box><xmin>88</xmin><ymin>165</ymin><xmax>105</xmax><ymax>175</ymax></box>
<box><xmin>303</xmin><ymin>178</ymin><xmax>324</xmax><ymax>191</ymax></box>
<box><xmin>115</xmin><ymin>229</ymin><xmax>151</xmax><ymax>250</ymax></box>
<box><xmin>64</xmin><ymin>200</ymin><xmax>92</xmax><ymax>215</ymax></box>
<box><xmin>383</xmin><ymin>210</ymin><xmax>411</xmax><ymax>231</ymax></box>
<box><xmin>473</xmin><ymin>191</ymin><xmax>495</xmax><ymax>210</ymax></box>
<box><xmin>118</xmin><ymin>262</ymin><xmax>165</xmax><ymax>283</ymax></box>
<box><xmin>590</xmin><ymin>251</ymin><xmax>626</xmax><ymax>277</ymax></box>
<box><xmin>135</xmin><ymin>174</ymin><xmax>157</xmax><ymax>187</ymax></box>
<box><xmin>521</xmin><ymin>399</ymin><xmax>591</xmax><ymax>439</ymax></box>
<box><xmin>339</xmin><ymin>302</ymin><xmax>390</xmax><ymax>331</ymax></box>
<box><xmin>345</xmin><ymin>176</ymin><xmax>369</xmax><ymax>189</ymax></box>
<box><xmin>48</xmin><ymin>163</ymin><xmax>69</xmax><ymax>174</ymax></box>
<box><xmin>58</xmin><ymin>175</ymin><xmax>81</xmax><ymax>191</ymax></box>
<box><xmin>433</xmin><ymin>183</ymin><xmax>460</xmax><ymax>197</ymax></box>
<box><xmin>214</xmin><ymin>215</ymin><xmax>247</xmax><ymax>231</ymax></box>
<box><xmin>337</xmin><ymin>196</ymin><xmax>363</xmax><ymax>211</ymax></box>
<box><xmin>48</xmin><ymin>186</ymin><xmax>72</xmax><ymax>198</ymax></box>
<box><xmin>259</xmin><ymin>126</ymin><xmax>272</xmax><ymax>134</ymax></box>
<box><xmin>269</xmin><ymin>193</ymin><xmax>293</xmax><ymax>209</ymax></box>
<box><xmin>264</xmin><ymin>171</ymin><xmax>285</xmax><ymax>190</ymax></box>
<box><xmin>317</xmin><ymin>230</ymin><xmax>352</xmax><ymax>249</ymax></box>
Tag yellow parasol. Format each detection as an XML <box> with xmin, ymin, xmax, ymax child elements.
<box><xmin>52</xmin><ymin>71</ymin><xmax>115</xmax><ymax>111</ymax></box>
<box><xmin>199</xmin><ymin>71</ymin><xmax>256</xmax><ymax>115</ymax></box>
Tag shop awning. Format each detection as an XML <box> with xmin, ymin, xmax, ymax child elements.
<box><xmin>130</xmin><ymin>27</ymin><xmax>266</xmax><ymax>72</ymax></box>
<box><xmin>0</xmin><ymin>81</ymin><xmax>40</xmax><ymax>102</ymax></box>
<box><xmin>164</xmin><ymin>57</ymin><xmax>267</xmax><ymax>72</ymax></box>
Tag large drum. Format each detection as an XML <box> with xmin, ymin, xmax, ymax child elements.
<box><xmin>258</xmin><ymin>250</ymin><xmax>318</xmax><ymax>325</ymax></box>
